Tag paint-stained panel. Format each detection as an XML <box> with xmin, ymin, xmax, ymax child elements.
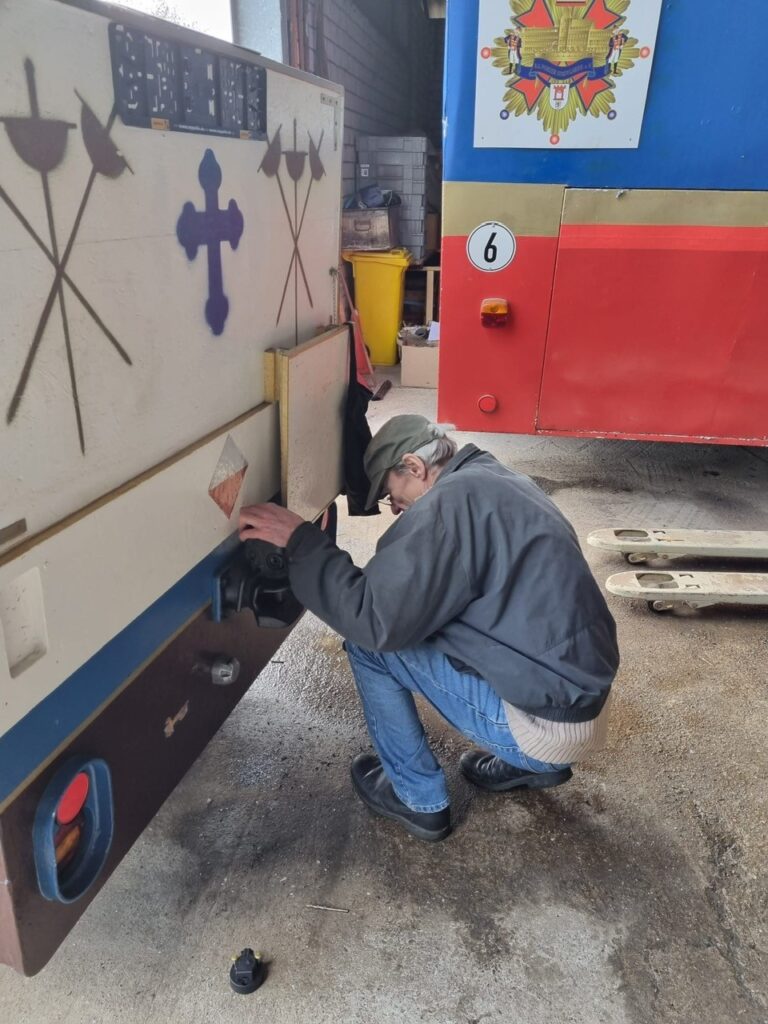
<box><xmin>109</xmin><ymin>23</ymin><xmax>268</xmax><ymax>141</ymax></box>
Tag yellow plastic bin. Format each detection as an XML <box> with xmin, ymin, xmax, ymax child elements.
<box><xmin>343</xmin><ymin>248</ymin><xmax>412</xmax><ymax>366</ymax></box>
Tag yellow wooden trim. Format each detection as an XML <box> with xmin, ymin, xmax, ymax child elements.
<box><xmin>277</xmin><ymin>348</ymin><xmax>291</xmax><ymax>504</ymax></box>
<box><xmin>279</xmin><ymin>324</ymin><xmax>349</xmax><ymax>361</ymax></box>
<box><xmin>263</xmin><ymin>351</ymin><xmax>278</xmax><ymax>403</ymax></box>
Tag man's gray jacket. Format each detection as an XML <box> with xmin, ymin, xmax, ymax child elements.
<box><xmin>285</xmin><ymin>445</ymin><xmax>619</xmax><ymax>725</ymax></box>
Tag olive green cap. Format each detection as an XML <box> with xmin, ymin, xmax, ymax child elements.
<box><xmin>364</xmin><ymin>414</ymin><xmax>437</xmax><ymax>510</ymax></box>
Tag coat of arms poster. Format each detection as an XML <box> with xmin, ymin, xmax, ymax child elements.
<box><xmin>474</xmin><ymin>0</ymin><xmax>663</xmax><ymax>149</ymax></box>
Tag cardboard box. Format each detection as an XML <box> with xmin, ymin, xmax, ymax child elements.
<box><xmin>401</xmin><ymin>345</ymin><xmax>438</xmax><ymax>388</ymax></box>
<box><xmin>342</xmin><ymin>207</ymin><xmax>400</xmax><ymax>251</ymax></box>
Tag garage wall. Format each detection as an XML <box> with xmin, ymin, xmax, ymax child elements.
<box><xmin>302</xmin><ymin>0</ymin><xmax>443</xmax><ymax>196</ymax></box>
<box><xmin>230</xmin><ymin>0</ymin><xmax>444</xmax><ymax>197</ymax></box>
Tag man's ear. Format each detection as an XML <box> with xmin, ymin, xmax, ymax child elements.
<box><xmin>401</xmin><ymin>453</ymin><xmax>427</xmax><ymax>479</ymax></box>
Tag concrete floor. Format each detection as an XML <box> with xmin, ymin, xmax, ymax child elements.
<box><xmin>2</xmin><ymin>379</ymin><xmax>767</xmax><ymax>1024</ymax></box>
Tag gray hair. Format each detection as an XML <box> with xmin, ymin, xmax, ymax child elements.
<box><xmin>392</xmin><ymin>423</ymin><xmax>457</xmax><ymax>475</ymax></box>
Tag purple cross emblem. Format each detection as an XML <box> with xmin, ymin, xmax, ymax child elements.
<box><xmin>176</xmin><ymin>149</ymin><xmax>244</xmax><ymax>336</ymax></box>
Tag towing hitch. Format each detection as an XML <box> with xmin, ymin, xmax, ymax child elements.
<box><xmin>212</xmin><ymin>502</ymin><xmax>337</xmax><ymax>628</ymax></box>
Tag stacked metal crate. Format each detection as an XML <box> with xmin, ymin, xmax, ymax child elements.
<box><xmin>356</xmin><ymin>135</ymin><xmax>437</xmax><ymax>263</ymax></box>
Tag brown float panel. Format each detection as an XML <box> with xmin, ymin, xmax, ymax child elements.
<box><xmin>0</xmin><ymin>609</ymin><xmax>288</xmax><ymax>976</ymax></box>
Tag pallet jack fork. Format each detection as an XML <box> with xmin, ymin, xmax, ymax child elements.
<box><xmin>588</xmin><ymin>528</ymin><xmax>768</xmax><ymax>564</ymax></box>
<box><xmin>590</xmin><ymin>529</ymin><xmax>768</xmax><ymax>614</ymax></box>
<box><xmin>605</xmin><ymin>570</ymin><xmax>768</xmax><ymax>614</ymax></box>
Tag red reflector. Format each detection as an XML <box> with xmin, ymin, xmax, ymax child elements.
<box><xmin>56</xmin><ymin>772</ymin><xmax>90</xmax><ymax>825</ymax></box>
<box><xmin>480</xmin><ymin>298</ymin><xmax>510</xmax><ymax>328</ymax></box>
<box><xmin>481</xmin><ymin>313</ymin><xmax>508</xmax><ymax>328</ymax></box>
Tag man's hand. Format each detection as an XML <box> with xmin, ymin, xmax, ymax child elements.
<box><xmin>239</xmin><ymin>503</ymin><xmax>305</xmax><ymax>548</ymax></box>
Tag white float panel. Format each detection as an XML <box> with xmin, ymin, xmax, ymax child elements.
<box><xmin>0</xmin><ymin>0</ymin><xmax>343</xmax><ymax>548</ymax></box>
<box><xmin>0</xmin><ymin>403</ymin><xmax>279</xmax><ymax>738</ymax></box>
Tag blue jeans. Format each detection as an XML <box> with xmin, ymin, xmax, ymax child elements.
<box><xmin>346</xmin><ymin>641</ymin><xmax>570</xmax><ymax>813</ymax></box>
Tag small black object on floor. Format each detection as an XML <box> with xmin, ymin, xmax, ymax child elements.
<box><xmin>229</xmin><ymin>948</ymin><xmax>266</xmax><ymax>995</ymax></box>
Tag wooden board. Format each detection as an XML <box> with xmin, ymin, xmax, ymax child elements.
<box><xmin>265</xmin><ymin>326</ymin><xmax>349</xmax><ymax>522</ymax></box>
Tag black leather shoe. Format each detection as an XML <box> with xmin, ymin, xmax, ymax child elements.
<box><xmin>350</xmin><ymin>753</ymin><xmax>452</xmax><ymax>842</ymax></box>
<box><xmin>460</xmin><ymin>748</ymin><xmax>572</xmax><ymax>793</ymax></box>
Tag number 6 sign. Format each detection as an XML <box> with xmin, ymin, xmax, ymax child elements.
<box><xmin>466</xmin><ymin>221</ymin><xmax>516</xmax><ymax>272</ymax></box>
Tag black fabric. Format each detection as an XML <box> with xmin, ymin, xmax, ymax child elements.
<box><xmin>343</xmin><ymin>328</ymin><xmax>380</xmax><ymax>517</ymax></box>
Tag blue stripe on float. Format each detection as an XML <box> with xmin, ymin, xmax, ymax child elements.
<box><xmin>444</xmin><ymin>0</ymin><xmax>768</xmax><ymax>191</ymax></box>
<box><xmin>0</xmin><ymin>534</ymin><xmax>240</xmax><ymax>806</ymax></box>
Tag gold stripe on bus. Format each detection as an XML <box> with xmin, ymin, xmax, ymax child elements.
<box><xmin>562</xmin><ymin>188</ymin><xmax>768</xmax><ymax>228</ymax></box>
<box><xmin>443</xmin><ymin>183</ymin><xmax>768</xmax><ymax>235</ymax></box>
<box><xmin>443</xmin><ymin>182</ymin><xmax>565</xmax><ymax>238</ymax></box>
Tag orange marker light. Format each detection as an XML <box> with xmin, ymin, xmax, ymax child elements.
<box><xmin>480</xmin><ymin>298</ymin><xmax>510</xmax><ymax>328</ymax></box>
